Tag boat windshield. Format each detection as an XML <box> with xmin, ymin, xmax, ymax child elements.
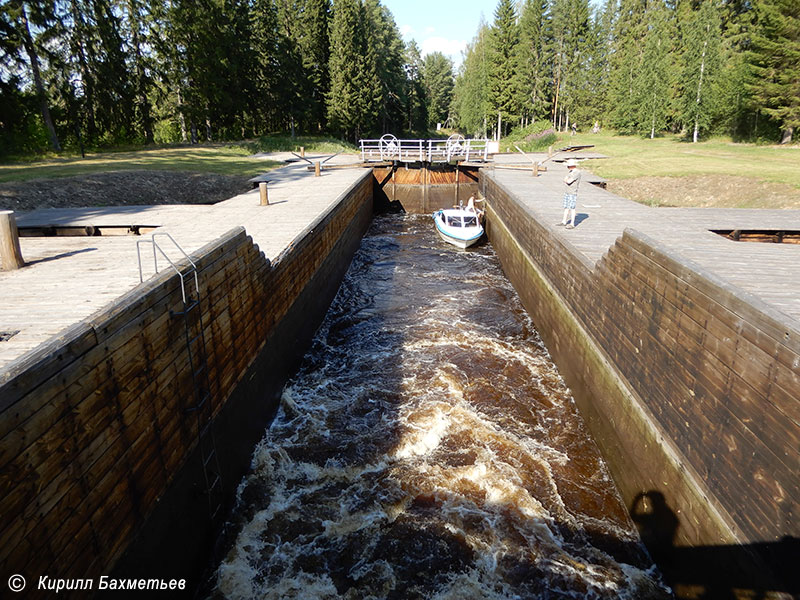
<box><xmin>463</xmin><ymin>216</ymin><xmax>478</xmax><ymax>227</ymax></box>
<box><xmin>446</xmin><ymin>216</ymin><xmax>463</xmax><ymax>227</ymax></box>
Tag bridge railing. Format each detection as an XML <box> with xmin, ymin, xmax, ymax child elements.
<box><xmin>359</xmin><ymin>137</ymin><xmax>492</xmax><ymax>163</ymax></box>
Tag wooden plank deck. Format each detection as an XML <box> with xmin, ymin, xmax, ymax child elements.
<box><xmin>489</xmin><ymin>165</ymin><xmax>800</xmax><ymax>321</ymax></box>
<box><xmin>0</xmin><ymin>160</ymin><xmax>370</xmax><ymax>371</ymax></box>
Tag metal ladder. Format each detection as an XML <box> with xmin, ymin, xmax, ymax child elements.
<box><xmin>136</xmin><ymin>233</ymin><xmax>224</xmax><ymax>523</ymax></box>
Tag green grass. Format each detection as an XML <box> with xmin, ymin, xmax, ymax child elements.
<box><xmin>245</xmin><ymin>135</ymin><xmax>357</xmax><ymax>155</ymax></box>
<box><xmin>551</xmin><ymin>130</ymin><xmax>800</xmax><ymax>189</ymax></box>
<box><xmin>501</xmin><ymin>122</ymin><xmax>558</xmax><ymax>153</ymax></box>
<box><xmin>0</xmin><ymin>144</ymin><xmax>280</xmax><ymax>183</ymax></box>
<box><xmin>0</xmin><ymin>136</ymin><xmax>358</xmax><ymax>183</ymax></box>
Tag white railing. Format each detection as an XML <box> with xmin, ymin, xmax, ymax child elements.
<box><xmin>359</xmin><ymin>134</ymin><xmax>492</xmax><ymax>163</ymax></box>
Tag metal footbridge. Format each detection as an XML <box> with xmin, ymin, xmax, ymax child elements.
<box><xmin>359</xmin><ymin>134</ymin><xmax>495</xmax><ymax>164</ymax></box>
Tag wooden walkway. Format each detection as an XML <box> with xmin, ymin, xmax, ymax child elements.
<box><xmin>0</xmin><ymin>159</ymin><xmax>370</xmax><ymax>370</ymax></box>
<box><xmin>5</xmin><ymin>153</ymin><xmax>799</xmax><ymax>369</ymax></box>
<box><xmin>489</xmin><ymin>163</ymin><xmax>800</xmax><ymax>321</ymax></box>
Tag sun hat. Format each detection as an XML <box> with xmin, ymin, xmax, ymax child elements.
<box><xmin>566</xmin><ymin>159</ymin><xmax>578</xmax><ymax>168</ymax></box>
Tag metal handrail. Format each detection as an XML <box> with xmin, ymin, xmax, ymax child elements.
<box><xmin>359</xmin><ymin>137</ymin><xmax>492</xmax><ymax>163</ymax></box>
<box><xmin>136</xmin><ymin>232</ymin><xmax>199</xmax><ymax>304</ymax></box>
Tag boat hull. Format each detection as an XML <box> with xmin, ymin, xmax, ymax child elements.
<box><xmin>435</xmin><ymin>227</ymin><xmax>479</xmax><ymax>249</ymax></box>
<box><xmin>433</xmin><ymin>209</ymin><xmax>484</xmax><ymax>249</ymax></box>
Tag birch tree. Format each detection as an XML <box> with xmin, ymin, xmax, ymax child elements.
<box><xmin>453</xmin><ymin>22</ymin><xmax>491</xmax><ymax>136</ymax></box>
<box><xmin>678</xmin><ymin>0</ymin><xmax>723</xmax><ymax>143</ymax></box>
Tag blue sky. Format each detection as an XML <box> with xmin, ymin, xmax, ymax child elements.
<box><xmin>382</xmin><ymin>0</ymin><xmax>603</xmax><ymax>67</ymax></box>
<box><xmin>382</xmin><ymin>0</ymin><xmax>491</xmax><ymax>67</ymax></box>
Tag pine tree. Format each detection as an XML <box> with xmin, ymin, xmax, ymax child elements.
<box><xmin>161</xmin><ymin>0</ymin><xmax>211</xmax><ymax>142</ymax></box>
<box><xmin>4</xmin><ymin>0</ymin><xmax>61</xmax><ymax>150</ymax></box>
<box><xmin>487</xmin><ymin>0</ymin><xmax>520</xmax><ymax>138</ymax></box>
<box><xmin>275</xmin><ymin>0</ymin><xmax>309</xmax><ymax>136</ymax></box>
<box><xmin>225</xmin><ymin>0</ymin><xmax>258</xmax><ymax>137</ymax></box>
<box><xmin>605</xmin><ymin>0</ymin><xmax>648</xmax><ymax>133</ymax></box>
<box><xmin>364</xmin><ymin>0</ymin><xmax>406</xmax><ymax>133</ymax></box>
<box><xmin>404</xmin><ymin>40</ymin><xmax>427</xmax><ymax>132</ymax></box>
<box><xmin>89</xmin><ymin>0</ymin><xmax>135</xmax><ymax>142</ymax></box>
<box><xmin>125</xmin><ymin>0</ymin><xmax>153</xmax><ymax>144</ymax></box>
<box><xmin>0</xmin><ymin>1</ymin><xmax>52</xmax><ymax>153</ymax></box>
<box><xmin>64</xmin><ymin>0</ymin><xmax>98</xmax><ymax>143</ymax></box>
<box><xmin>355</xmin><ymin>0</ymin><xmax>381</xmax><ymax>137</ymax></box>
<box><xmin>250</xmin><ymin>0</ymin><xmax>279</xmax><ymax>131</ymax></box>
<box><xmin>716</xmin><ymin>0</ymin><xmax>756</xmax><ymax>138</ymax></box>
<box><xmin>550</xmin><ymin>0</ymin><xmax>592</xmax><ymax>132</ymax></box>
<box><xmin>422</xmin><ymin>52</ymin><xmax>454</xmax><ymax>129</ymax></box>
<box><xmin>592</xmin><ymin>0</ymin><xmax>617</xmax><ymax>125</ymax></box>
<box><xmin>300</xmin><ymin>0</ymin><xmax>331</xmax><ymax>131</ymax></box>
<box><xmin>327</xmin><ymin>0</ymin><xmax>358</xmax><ymax>137</ymax></box>
<box><xmin>747</xmin><ymin>0</ymin><xmax>800</xmax><ymax>143</ymax></box>
<box><xmin>328</xmin><ymin>0</ymin><xmax>377</xmax><ymax>140</ymax></box>
<box><xmin>633</xmin><ymin>0</ymin><xmax>674</xmax><ymax>138</ymax></box>
<box><xmin>515</xmin><ymin>0</ymin><xmax>551</xmax><ymax>124</ymax></box>
<box><xmin>563</xmin><ymin>0</ymin><xmax>595</xmax><ymax>131</ymax></box>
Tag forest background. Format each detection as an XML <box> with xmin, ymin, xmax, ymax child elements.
<box><xmin>1</xmin><ymin>0</ymin><xmax>798</xmax><ymax>159</ymax></box>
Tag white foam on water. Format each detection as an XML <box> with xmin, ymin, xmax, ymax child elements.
<box><xmin>391</xmin><ymin>402</ymin><xmax>452</xmax><ymax>459</ymax></box>
<box><xmin>212</xmin><ymin>215</ymin><xmax>671</xmax><ymax>599</ymax></box>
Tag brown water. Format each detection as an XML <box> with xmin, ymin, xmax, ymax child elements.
<box><xmin>214</xmin><ymin>215</ymin><xmax>670</xmax><ymax>599</ymax></box>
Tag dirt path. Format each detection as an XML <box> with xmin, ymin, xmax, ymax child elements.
<box><xmin>605</xmin><ymin>174</ymin><xmax>800</xmax><ymax>209</ymax></box>
<box><xmin>0</xmin><ymin>170</ymin><xmax>249</xmax><ymax>212</ymax></box>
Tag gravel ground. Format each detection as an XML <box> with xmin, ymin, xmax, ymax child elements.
<box><xmin>0</xmin><ymin>170</ymin><xmax>250</xmax><ymax>212</ymax></box>
<box><xmin>605</xmin><ymin>174</ymin><xmax>800</xmax><ymax>209</ymax></box>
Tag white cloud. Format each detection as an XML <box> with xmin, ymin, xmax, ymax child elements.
<box><xmin>424</xmin><ymin>26</ymin><xmax>436</xmax><ymax>35</ymax></box>
<box><xmin>399</xmin><ymin>24</ymin><xmax>414</xmax><ymax>38</ymax></box>
<box><xmin>420</xmin><ymin>37</ymin><xmax>467</xmax><ymax>62</ymax></box>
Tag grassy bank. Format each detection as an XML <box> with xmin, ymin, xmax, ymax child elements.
<box><xmin>556</xmin><ymin>131</ymin><xmax>800</xmax><ymax>189</ymax></box>
<box><xmin>501</xmin><ymin>122</ymin><xmax>559</xmax><ymax>153</ymax></box>
<box><xmin>0</xmin><ymin>137</ymin><xmax>357</xmax><ymax>183</ymax></box>
<box><xmin>246</xmin><ymin>135</ymin><xmax>356</xmax><ymax>155</ymax></box>
<box><xmin>498</xmin><ymin>129</ymin><xmax>800</xmax><ymax>208</ymax></box>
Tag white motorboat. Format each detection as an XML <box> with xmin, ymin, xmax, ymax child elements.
<box><xmin>432</xmin><ymin>207</ymin><xmax>484</xmax><ymax>249</ymax></box>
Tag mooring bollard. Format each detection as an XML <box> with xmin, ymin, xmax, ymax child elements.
<box><xmin>315</xmin><ymin>161</ymin><xmax>321</xmax><ymax>177</ymax></box>
<box><xmin>0</xmin><ymin>210</ymin><xmax>24</xmax><ymax>270</ymax></box>
<box><xmin>259</xmin><ymin>181</ymin><xmax>269</xmax><ymax>206</ymax></box>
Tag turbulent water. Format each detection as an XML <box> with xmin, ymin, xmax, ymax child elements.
<box><xmin>214</xmin><ymin>215</ymin><xmax>670</xmax><ymax>600</ymax></box>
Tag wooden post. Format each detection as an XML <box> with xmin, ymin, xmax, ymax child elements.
<box><xmin>259</xmin><ymin>182</ymin><xmax>269</xmax><ymax>206</ymax></box>
<box><xmin>314</xmin><ymin>161</ymin><xmax>321</xmax><ymax>177</ymax></box>
<box><xmin>548</xmin><ymin>145</ymin><xmax>553</xmax><ymax>158</ymax></box>
<box><xmin>0</xmin><ymin>210</ymin><xmax>24</xmax><ymax>270</ymax></box>
<box><xmin>533</xmin><ymin>162</ymin><xmax>539</xmax><ymax>177</ymax></box>
<box><xmin>455</xmin><ymin>163</ymin><xmax>460</xmax><ymax>205</ymax></box>
<box><xmin>300</xmin><ymin>146</ymin><xmax>305</xmax><ymax>158</ymax></box>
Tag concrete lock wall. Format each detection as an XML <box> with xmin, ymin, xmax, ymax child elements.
<box><xmin>0</xmin><ymin>171</ymin><xmax>373</xmax><ymax>597</ymax></box>
<box><xmin>482</xmin><ymin>171</ymin><xmax>798</xmax><ymax>592</ymax></box>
